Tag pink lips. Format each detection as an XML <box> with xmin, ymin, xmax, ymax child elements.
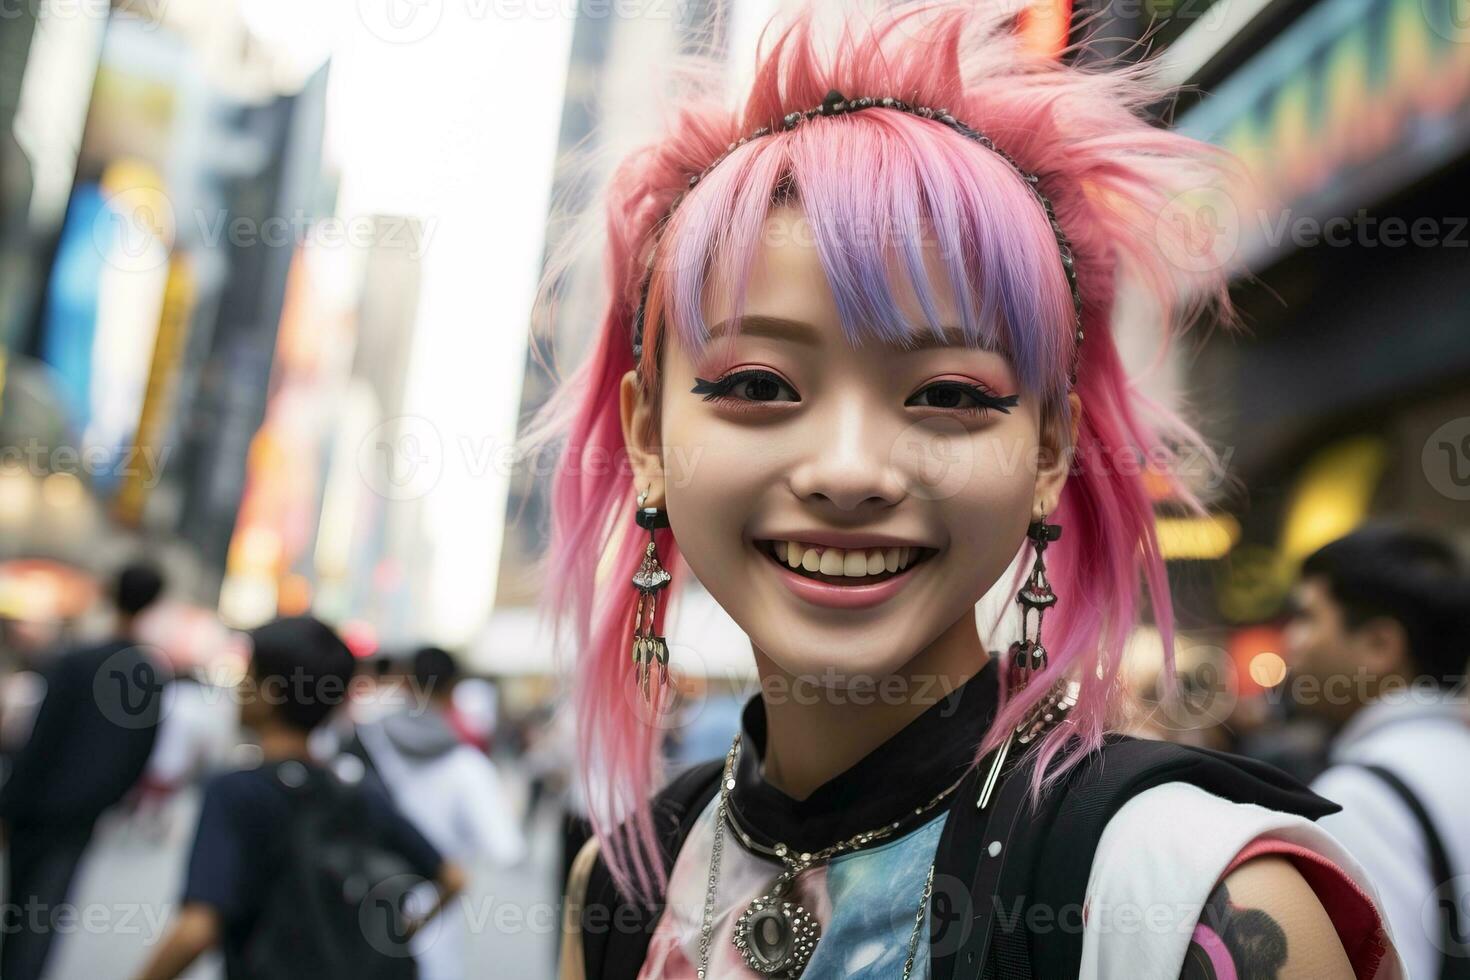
<box><xmin>764</xmin><ymin>549</ymin><xmax>926</xmax><ymax>610</ymax></box>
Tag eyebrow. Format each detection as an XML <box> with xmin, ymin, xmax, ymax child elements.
<box><xmin>705</xmin><ymin>315</ymin><xmax>822</xmax><ymax>346</ymax></box>
<box><xmin>705</xmin><ymin>315</ymin><xmax>996</xmax><ymax>353</ymax></box>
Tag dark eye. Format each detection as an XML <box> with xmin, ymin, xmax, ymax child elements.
<box><xmin>691</xmin><ymin>370</ymin><xmax>800</xmax><ymax>405</ymax></box>
<box><xmin>906</xmin><ymin>381</ymin><xmax>1019</xmax><ymax>416</ymax></box>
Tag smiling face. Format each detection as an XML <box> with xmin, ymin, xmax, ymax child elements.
<box><xmin>622</xmin><ymin>205</ymin><xmax>1076</xmax><ymax>685</ymax></box>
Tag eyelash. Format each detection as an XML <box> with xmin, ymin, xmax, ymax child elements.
<box><xmin>690</xmin><ymin>369</ymin><xmax>1019</xmax><ymax>417</ymax></box>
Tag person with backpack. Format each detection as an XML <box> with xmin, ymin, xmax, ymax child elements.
<box><xmin>1285</xmin><ymin>524</ymin><xmax>1470</xmax><ymax>980</ymax></box>
<box><xmin>0</xmin><ymin>560</ymin><xmax>171</xmax><ymax>980</ymax></box>
<box><xmin>137</xmin><ymin>616</ymin><xmax>467</xmax><ymax>980</ymax></box>
<box><xmin>525</xmin><ymin>2</ymin><xmax>1410</xmax><ymax>976</ymax></box>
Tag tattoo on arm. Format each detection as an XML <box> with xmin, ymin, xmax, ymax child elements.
<box><xmin>1179</xmin><ymin>880</ymin><xmax>1289</xmax><ymax>980</ymax></box>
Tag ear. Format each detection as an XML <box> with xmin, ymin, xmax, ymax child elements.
<box><xmin>619</xmin><ymin>369</ymin><xmax>666</xmax><ymax>508</ymax></box>
<box><xmin>1355</xmin><ymin>615</ymin><xmax>1414</xmax><ymax>681</ymax></box>
<box><xmin>1033</xmin><ymin>391</ymin><xmax>1081</xmax><ymax>519</ymax></box>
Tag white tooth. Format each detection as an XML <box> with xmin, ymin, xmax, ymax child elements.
<box><xmin>819</xmin><ymin>548</ymin><xmax>845</xmax><ymax>576</ymax></box>
<box><xmin>898</xmin><ymin>547</ymin><xmax>911</xmax><ymax>568</ymax></box>
<box><xmin>884</xmin><ymin>547</ymin><xmax>900</xmax><ymax>572</ymax></box>
<box><xmin>801</xmin><ymin>547</ymin><xmax>822</xmax><ymax>572</ymax></box>
<box><xmin>867</xmin><ymin>549</ymin><xmax>885</xmax><ymax>574</ymax></box>
<box><xmin>843</xmin><ymin>550</ymin><xmax>867</xmax><ymax>576</ymax></box>
<box><xmin>774</xmin><ymin>540</ymin><xmax>788</xmax><ymax>562</ymax></box>
<box><xmin>787</xmin><ymin>541</ymin><xmax>803</xmax><ymax>568</ymax></box>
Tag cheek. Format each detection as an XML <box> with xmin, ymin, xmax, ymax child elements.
<box><xmin>940</xmin><ymin>448</ymin><xmax>1035</xmax><ymax>578</ymax></box>
<box><xmin>656</xmin><ymin>397</ymin><xmax>777</xmax><ymax>570</ymax></box>
<box><xmin>922</xmin><ymin>418</ymin><xmax>1041</xmax><ymax>540</ymax></box>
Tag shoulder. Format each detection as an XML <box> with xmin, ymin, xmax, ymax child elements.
<box><xmin>1025</xmin><ymin>734</ymin><xmax>1340</xmax><ymax>902</ymax></box>
<box><xmin>651</xmin><ymin>757</ymin><xmax>725</xmax><ymax>826</ymax></box>
<box><xmin>200</xmin><ymin>765</ymin><xmax>279</xmax><ymax>808</ymax></box>
<box><xmin>1181</xmin><ymin>854</ymin><xmax>1354</xmax><ymax>979</ymax></box>
<box><xmin>580</xmin><ymin>757</ymin><xmax>723</xmax><ymax>884</ymax></box>
<box><xmin>445</xmin><ymin>742</ymin><xmax>503</xmax><ymax>777</ymax></box>
<box><xmin>572</xmin><ymin>759</ymin><xmax>724</xmax><ymax>945</ymax></box>
<box><xmin>50</xmin><ymin>641</ymin><xmax>126</xmax><ymax>683</ymax></box>
<box><xmin>1081</xmin><ymin>780</ymin><xmax>1331</xmax><ymax>934</ymax></box>
<box><xmin>1073</xmin><ymin>734</ymin><xmax>1337</xmax><ymax>810</ymax></box>
<box><xmin>1084</xmin><ymin>781</ymin><xmax>1401</xmax><ymax>978</ymax></box>
<box><xmin>189</xmin><ymin>768</ymin><xmax>288</xmax><ymax>851</ymax></box>
<box><xmin>1309</xmin><ymin>763</ymin><xmax>1417</xmax><ymax>834</ymax></box>
<box><xmin>202</xmin><ymin>764</ymin><xmax>267</xmax><ymax>795</ymax></box>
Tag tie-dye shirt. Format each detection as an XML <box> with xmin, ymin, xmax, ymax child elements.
<box><xmin>638</xmin><ymin>789</ymin><xmax>948</xmax><ymax>979</ymax></box>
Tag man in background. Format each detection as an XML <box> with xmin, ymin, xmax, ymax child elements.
<box><xmin>0</xmin><ymin>560</ymin><xmax>171</xmax><ymax>980</ymax></box>
<box><xmin>1284</xmin><ymin>523</ymin><xmax>1470</xmax><ymax>980</ymax></box>
<box><xmin>350</xmin><ymin>646</ymin><xmax>527</xmax><ymax>980</ymax></box>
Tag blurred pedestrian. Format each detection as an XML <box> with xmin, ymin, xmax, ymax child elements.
<box><xmin>0</xmin><ymin>560</ymin><xmax>170</xmax><ymax>980</ymax></box>
<box><xmin>138</xmin><ymin>617</ymin><xmax>467</xmax><ymax>980</ymax></box>
<box><xmin>1285</xmin><ymin>522</ymin><xmax>1470</xmax><ymax>980</ymax></box>
<box><xmin>346</xmin><ymin>645</ymin><xmax>527</xmax><ymax>980</ymax></box>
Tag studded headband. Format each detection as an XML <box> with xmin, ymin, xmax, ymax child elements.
<box><xmin>630</xmin><ymin>87</ymin><xmax>1085</xmax><ymax>384</ymax></box>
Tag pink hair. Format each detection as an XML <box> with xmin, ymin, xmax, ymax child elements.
<box><xmin>521</xmin><ymin>0</ymin><xmax>1242</xmax><ymax>908</ymax></box>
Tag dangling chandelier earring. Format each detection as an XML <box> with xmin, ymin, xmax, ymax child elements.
<box><xmin>630</xmin><ymin>488</ymin><xmax>672</xmax><ymax>701</ymax></box>
<box><xmin>1007</xmin><ymin>511</ymin><xmax>1062</xmax><ymax>694</ymax></box>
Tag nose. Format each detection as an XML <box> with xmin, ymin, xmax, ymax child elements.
<box><xmin>786</xmin><ymin>396</ymin><xmax>908</xmax><ymax>513</ymax></box>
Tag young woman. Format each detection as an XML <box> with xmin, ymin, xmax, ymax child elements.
<box><xmin>531</xmin><ymin>2</ymin><xmax>1407</xmax><ymax>977</ymax></box>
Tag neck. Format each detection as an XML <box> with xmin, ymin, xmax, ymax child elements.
<box><xmin>1328</xmin><ymin>667</ymin><xmax>1415</xmax><ymax>729</ymax></box>
<box><xmin>751</xmin><ymin>615</ymin><xmax>990</xmax><ymax>801</ymax></box>
<box><xmin>256</xmin><ymin>723</ymin><xmax>313</xmax><ymax>761</ymax></box>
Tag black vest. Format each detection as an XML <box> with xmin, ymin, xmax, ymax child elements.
<box><xmin>576</xmin><ymin>733</ymin><xmax>1340</xmax><ymax>979</ymax></box>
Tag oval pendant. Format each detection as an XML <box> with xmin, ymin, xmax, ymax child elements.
<box><xmin>732</xmin><ymin>894</ymin><xmax>820</xmax><ymax>978</ymax></box>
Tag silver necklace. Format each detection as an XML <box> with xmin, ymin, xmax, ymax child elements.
<box><xmin>697</xmin><ymin>734</ymin><xmax>961</xmax><ymax>980</ymax></box>
<box><xmin>695</xmin><ymin>678</ymin><xmax>1081</xmax><ymax>979</ymax></box>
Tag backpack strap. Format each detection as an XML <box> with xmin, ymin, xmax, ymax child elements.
<box><xmin>929</xmin><ymin>733</ymin><xmax>1046</xmax><ymax>980</ymax></box>
<box><xmin>579</xmin><ymin>758</ymin><xmax>724</xmax><ymax>980</ymax></box>
<box><xmin>934</xmin><ymin>733</ymin><xmax>1343</xmax><ymax>979</ymax></box>
<box><xmin>1341</xmin><ymin>762</ymin><xmax>1470</xmax><ymax>980</ymax></box>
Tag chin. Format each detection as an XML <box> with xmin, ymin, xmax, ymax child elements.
<box><xmin>758</xmin><ymin>637</ymin><xmax>920</xmax><ymax>688</ymax></box>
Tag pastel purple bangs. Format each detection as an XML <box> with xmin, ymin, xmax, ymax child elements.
<box><xmin>661</xmin><ymin>107</ymin><xmax>1076</xmax><ymax>411</ymax></box>
<box><xmin>525</xmin><ymin>0</ymin><xmax>1242</xmax><ymax>910</ymax></box>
